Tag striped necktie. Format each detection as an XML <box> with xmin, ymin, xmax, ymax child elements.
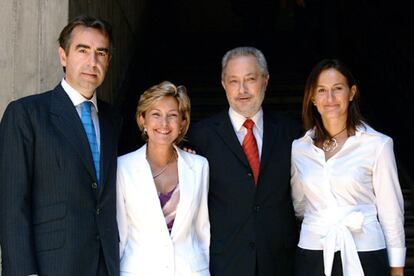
<box><xmin>242</xmin><ymin>119</ymin><xmax>260</xmax><ymax>185</ymax></box>
<box><xmin>80</xmin><ymin>101</ymin><xmax>100</xmax><ymax>185</ymax></box>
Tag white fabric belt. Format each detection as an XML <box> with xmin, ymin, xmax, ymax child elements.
<box><xmin>302</xmin><ymin>205</ymin><xmax>378</xmax><ymax>276</ymax></box>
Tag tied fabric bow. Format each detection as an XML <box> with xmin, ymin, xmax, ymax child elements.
<box><xmin>321</xmin><ymin>211</ymin><xmax>365</xmax><ymax>276</ymax></box>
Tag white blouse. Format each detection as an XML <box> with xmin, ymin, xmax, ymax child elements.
<box><xmin>291</xmin><ymin>123</ymin><xmax>405</xmax><ymax>275</ymax></box>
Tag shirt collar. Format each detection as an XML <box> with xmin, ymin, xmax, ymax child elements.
<box><xmin>228</xmin><ymin>107</ymin><xmax>263</xmax><ymax>132</ymax></box>
<box><xmin>355</xmin><ymin>122</ymin><xmax>376</xmax><ymax>137</ymax></box>
<box><xmin>61</xmin><ymin>78</ymin><xmax>99</xmax><ymax>111</ymax></box>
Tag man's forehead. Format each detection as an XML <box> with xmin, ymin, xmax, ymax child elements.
<box><xmin>224</xmin><ymin>64</ymin><xmax>261</xmax><ymax>78</ymax></box>
<box><xmin>225</xmin><ymin>71</ymin><xmax>259</xmax><ymax>78</ymax></box>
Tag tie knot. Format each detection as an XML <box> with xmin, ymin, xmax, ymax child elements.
<box><xmin>243</xmin><ymin>119</ymin><xmax>255</xmax><ymax>130</ymax></box>
<box><xmin>80</xmin><ymin>101</ymin><xmax>92</xmax><ymax>114</ymax></box>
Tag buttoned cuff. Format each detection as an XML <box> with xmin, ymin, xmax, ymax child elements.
<box><xmin>387</xmin><ymin>247</ymin><xmax>406</xmax><ymax>267</ymax></box>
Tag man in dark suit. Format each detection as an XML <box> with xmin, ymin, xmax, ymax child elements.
<box><xmin>188</xmin><ymin>47</ymin><xmax>301</xmax><ymax>276</ymax></box>
<box><xmin>0</xmin><ymin>15</ymin><xmax>121</xmax><ymax>276</ymax></box>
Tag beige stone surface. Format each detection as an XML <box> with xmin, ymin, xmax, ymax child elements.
<box><xmin>0</xmin><ymin>0</ymin><xmax>67</xmax><ymax>118</ymax></box>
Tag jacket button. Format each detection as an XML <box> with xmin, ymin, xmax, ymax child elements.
<box><xmin>96</xmin><ymin>208</ymin><xmax>102</xmax><ymax>215</ymax></box>
<box><xmin>249</xmin><ymin>241</ymin><xmax>256</xmax><ymax>250</ymax></box>
<box><xmin>253</xmin><ymin>205</ymin><xmax>260</xmax><ymax>212</ymax></box>
<box><xmin>91</xmin><ymin>182</ymin><xmax>98</xmax><ymax>189</ymax></box>
<box><xmin>96</xmin><ymin>235</ymin><xmax>100</xmax><ymax>240</ymax></box>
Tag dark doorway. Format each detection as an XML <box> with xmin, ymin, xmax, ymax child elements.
<box><xmin>117</xmin><ymin>0</ymin><xmax>307</xmax><ymax>154</ymax></box>
<box><xmin>115</xmin><ymin>0</ymin><xmax>414</xmax><ymax>182</ymax></box>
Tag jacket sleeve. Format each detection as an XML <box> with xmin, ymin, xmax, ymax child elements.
<box><xmin>186</xmin><ymin>122</ymin><xmax>207</xmax><ymax>156</ymax></box>
<box><xmin>0</xmin><ymin>101</ymin><xmax>38</xmax><ymax>275</ymax></box>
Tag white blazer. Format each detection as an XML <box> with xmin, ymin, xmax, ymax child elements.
<box><xmin>117</xmin><ymin>144</ymin><xmax>210</xmax><ymax>276</ymax></box>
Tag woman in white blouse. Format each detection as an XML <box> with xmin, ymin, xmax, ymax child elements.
<box><xmin>117</xmin><ymin>81</ymin><xmax>210</xmax><ymax>276</ymax></box>
<box><xmin>291</xmin><ymin>59</ymin><xmax>405</xmax><ymax>276</ymax></box>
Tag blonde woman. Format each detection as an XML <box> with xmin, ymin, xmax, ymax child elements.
<box><xmin>117</xmin><ymin>81</ymin><xmax>210</xmax><ymax>276</ymax></box>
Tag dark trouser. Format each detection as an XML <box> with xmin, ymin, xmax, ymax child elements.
<box><xmin>294</xmin><ymin>247</ymin><xmax>390</xmax><ymax>276</ymax></box>
<box><xmin>97</xmin><ymin>247</ymin><xmax>109</xmax><ymax>276</ymax></box>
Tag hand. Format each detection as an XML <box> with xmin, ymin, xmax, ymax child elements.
<box><xmin>182</xmin><ymin>147</ymin><xmax>196</xmax><ymax>154</ymax></box>
<box><xmin>390</xmin><ymin>267</ymin><xmax>404</xmax><ymax>276</ymax></box>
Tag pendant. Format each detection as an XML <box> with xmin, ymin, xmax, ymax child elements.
<box><xmin>322</xmin><ymin>138</ymin><xmax>338</xmax><ymax>152</ymax></box>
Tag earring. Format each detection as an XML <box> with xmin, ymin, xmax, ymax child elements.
<box><xmin>143</xmin><ymin>128</ymin><xmax>147</xmax><ymax>135</ymax></box>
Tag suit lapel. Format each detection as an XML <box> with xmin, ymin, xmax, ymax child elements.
<box><xmin>49</xmin><ymin>85</ymin><xmax>97</xmax><ymax>182</ymax></box>
<box><xmin>170</xmin><ymin>148</ymin><xmax>195</xmax><ymax>239</ymax></box>
<box><xmin>260</xmin><ymin>112</ymin><xmax>278</xmax><ymax>173</ymax></box>
<box><xmin>97</xmin><ymin>101</ymin><xmax>117</xmax><ymax>194</ymax></box>
<box><xmin>136</xmin><ymin>146</ymin><xmax>170</xmax><ymax>229</ymax></box>
<box><xmin>214</xmin><ymin>111</ymin><xmax>249</xmax><ymax>168</ymax></box>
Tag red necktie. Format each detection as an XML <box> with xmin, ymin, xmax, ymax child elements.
<box><xmin>242</xmin><ymin>119</ymin><xmax>260</xmax><ymax>185</ymax></box>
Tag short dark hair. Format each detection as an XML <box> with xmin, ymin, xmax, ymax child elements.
<box><xmin>58</xmin><ymin>15</ymin><xmax>113</xmax><ymax>55</ymax></box>
<box><xmin>302</xmin><ymin>59</ymin><xmax>364</xmax><ymax>143</ymax></box>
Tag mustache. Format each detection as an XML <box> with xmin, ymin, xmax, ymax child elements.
<box><xmin>235</xmin><ymin>92</ymin><xmax>253</xmax><ymax>100</ymax></box>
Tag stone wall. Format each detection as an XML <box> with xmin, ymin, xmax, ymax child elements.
<box><xmin>0</xmin><ymin>0</ymin><xmax>68</xmax><ymax>118</ymax></box>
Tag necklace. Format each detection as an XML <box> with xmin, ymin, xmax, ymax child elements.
<box><xmin>322</xmin><ymin>127</ymin><xmax>347</xmax><ymax>152</ymax></box>
<box><xmin>147</xmin><ymin>151</ymin><xmax>176</xmax><ymax>179</ymax></box>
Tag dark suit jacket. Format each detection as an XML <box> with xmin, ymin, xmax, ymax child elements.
<box><xmin>188</xmin><ymin>110</ymin><xmax>301</xmax><ymax>276</ymax></box>
<box><xmin>0</xmin><ymin>84</ymin><xmax>121</xmax><ymax>276</ymax></box>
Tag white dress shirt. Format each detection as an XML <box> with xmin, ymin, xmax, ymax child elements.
<box><xmin>228</xmin><ymin>107</ymin><xmax>263</xmax><ymax>158</ymax></box>
<box><xmin>291</xmin><ymin>123</ymin><xmax>405</xmax><ymax>275</ymax></box>
<box><xmin>61</xmin><ymin>78</ymin><xmax>101</xmax><ymax>148</ymax></box>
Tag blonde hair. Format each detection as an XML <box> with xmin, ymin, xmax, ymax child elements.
<box><xmin>136</xmin><ymin>81</ymin><xmax>191</xmax><ymax>144</ymax></box>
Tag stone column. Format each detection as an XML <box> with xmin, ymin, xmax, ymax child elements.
<box><xmin>0</xmin><ymin>0</ymin><xmax>68</xmax><ymax>118</ymax></box>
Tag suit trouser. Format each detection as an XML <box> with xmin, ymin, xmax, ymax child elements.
<box><xmin>97</xmin><ymin>247</ymin><xmax>109</xmax><ymax>276</ymax></box>
<box><xmin>294</xmin><ymin>247</ymin><xmax>390</xmax><ymax>276</ymax></box>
